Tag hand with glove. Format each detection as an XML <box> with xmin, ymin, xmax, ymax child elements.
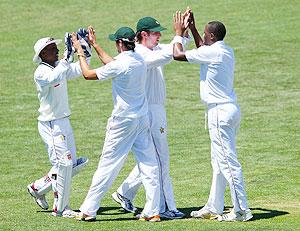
<box><xmin>63</xmin><ymin>32</ymin><xmax>75</xmax><ymax>63</ymax></box>
<box><xmin>77</xmin><ymin>28</ymin><xmax>92</xmax><ymax>58</ymax></box>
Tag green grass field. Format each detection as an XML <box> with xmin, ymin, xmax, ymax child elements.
<box><xmin>1</xmin><ymin>0</ymin><xmax>300</xmax><ymax>230</ymax></box>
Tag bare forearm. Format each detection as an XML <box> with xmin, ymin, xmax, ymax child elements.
<box><xmin>77</xmin><ymin>55</ymin><xmax>97</xmax><ymax>80</ymax></box>
<box><xmin>173</xmin><ymin>42</ymin><xmax>187</xmax><ymax>61</ymax></box>
<box><xmin>190</xmin><ymin>26</ymin><xmax>203</xmax><ymax>48</ymax></box>
<box><xmin>92</xmin><ymin>43</ymin><xmax>114</xmax><ymax>65</ymax></box>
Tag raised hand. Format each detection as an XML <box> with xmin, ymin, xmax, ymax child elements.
<box><xmin>77</xmin><ymin>28</ymin><xmax>89</xmax><ymax>44</ymax></box>
<box><xmin>173</xmin><ymin>11</ymin><xmax>186</xmax><ymax>36</ymax></box>
<box><xmin>63</xmin><ymin>32</ymin><xmax>74</xmax><ymax>63</ymax></box>
<box><xmin>76</xmin><ymin>28</ymin><xmax>92</xmax><ymax>58</ymax></box>
<box><xmin>183</xmin><ymin>6</ymin><xmax>191</xmax><ymax>28</ymax></box>
<box><xmin>188</xmin><ymin>10</ymin><xmax>196</xmax><ymax>29</ymax></box>
<box><xmin>71</xmin><ymin>32</ymin><xmax>82</xmax><ymax>52</ymax></box>
<box><xmin>87</xmin><ymin>25</ymin><xmax>96</xmax><ymax>46</ymax></box>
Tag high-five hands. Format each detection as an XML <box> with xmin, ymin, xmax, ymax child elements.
<box><xmin>87</xmin><ymin>26</ymin><xmax>96</xmax><ymax>46</ymax></box>
<box><xmin>173</xmin><ymin>11</ymin><xmax>189</xmax><ymax>36</ymax></box>
<box><xmin>71</xmin><ymin>33</ymin><xmax>80</xmax><ymax>50</ymax></box>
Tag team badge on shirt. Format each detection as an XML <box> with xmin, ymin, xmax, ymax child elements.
<box><xmin>59</xmin><ymin>135</ymin><xmax>65</xmax><ymax>141</ymax></box>
<box><xmin>160</xmin><ymin>127</ymin><xmax>165</xmax><ymax>134</ymax></box>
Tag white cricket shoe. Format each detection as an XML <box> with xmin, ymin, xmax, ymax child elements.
<box><xmin>217</xmin><ymin>209</ymin><xmax>253</xmax><ymax>222</ymax></box>
<box><xmin>75</xmin><ymin>212</ymin><xmax>96</xmax><ymax>222</ymax></box>
<box><xmin>190</xmin><ymin>207</ymin><xmax>217</xmax><ymax>219</ymax></box>
<box><xmin>160</xmin><ymin>210</ymin><xmax>185</xmax><ymax>219</ymax></box>
<box><xmin>112</xmin><ymin>192</ymin><xmax>137</xmax><ymax>213</ymax></box>
<box><xmin>52</xmin><ymin>208</ymin><xmax>76</xmax><ymax>218</ymax></box>
<box><xmin>27</xmin><ymin>184</ymin><xmax>49</xmax><ymax>210</ymax></box>
<box><xmin>136</xmin><ymin>213</ymin><xmax>161</xmax><ymax>222</ymax></box>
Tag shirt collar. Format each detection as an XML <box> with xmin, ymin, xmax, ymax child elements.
<box><xmin>40</xmin><ymin>61</ymin><xmax>55</xmax><ymax>69</ymax></box>
<box><xmin>211</xmin><ymin>40</ymin><xmax>225</xmax><ymax>46</ymax></box>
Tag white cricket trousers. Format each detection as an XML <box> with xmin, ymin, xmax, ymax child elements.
<box><xmin>79</xmin><ymin>115</ymin><xmax>160</xmax><ymax>217</ymax></box>
<box><xmin>205</xmin><ymin>102</ymin><xmax>249</xmax><ymax>214</ymax></box>
<box><xmin>32</xmin><ymin>117</ymin><xmax>76</xmax><ymax>196</ymax></box>
<box><xmin>116</xmin><ymin>104</ymin><xmax>177</xmax><ymax>212</ymax></box>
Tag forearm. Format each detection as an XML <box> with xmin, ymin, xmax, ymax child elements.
<box><xmin>77</xmin><ymin>50</ymin><xmax>97</xmax><ymax>80</ymax></box>
<box><xmin>92</xmin><ymin>43</ymin><xmax>114</xmax><ymax>65</ymax></box>
<box><xmin>173</xmin><ymin>37</ymin><xmax>187</xmax><ymax>61</ymax></box>
<box><xmin>190</xmin><ymin>26</ymin><xmax>203</xmax><ymax>48</ymax></box>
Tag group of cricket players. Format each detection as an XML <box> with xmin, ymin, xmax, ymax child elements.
<box><xmin>27</xmin><ymin>7</ymin><xmax>253</xmax><ymax>222</ymax></box>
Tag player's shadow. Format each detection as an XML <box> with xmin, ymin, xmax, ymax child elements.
<box><xmin>250</xmin><ymin>207</ymin><xmax>289</xmax><ymax>221</ymax></box>
<box><xmin>96</xmin><ymin>206</ymin><xmax>137</xmax><ymax>216</ymax></box>
<box><xmin>36</xmin><ymin>206</ymin><xmax>289</xmax><ymax>222</ymax></box>
<box><xmin>93</xmin><ymin>206</ymin><xmax>138</xmax><ymax>221</ymax></box>
<box><xmin>177</xmin><ymin>206</ymin><xmax>289</xmax><ymax>221</ymax></box>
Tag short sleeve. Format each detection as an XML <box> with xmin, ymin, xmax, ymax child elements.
<box><xmin>95</xmin><ymin>59</ymin><xmax>126</xmax><ymax>81</ymax></box>
<box><xmin>186</xmin><ymin>46</ymin><xmax>215</xmax><ymax>64</ymax></box>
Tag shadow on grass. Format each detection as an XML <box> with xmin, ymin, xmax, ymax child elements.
<box><xmin>251</xmin><ymin>207</ymin><xmax>289</xmax><ymax>221</ymax></box>
<box><xmin>177</xmin><ymin>206</ymin><xmax>289</xmax><ymax>221</ymax></box>
<box><xmin>36</xmin><ymin>206</ymin><xmax>289</xmax><ymax>222</ymax></box>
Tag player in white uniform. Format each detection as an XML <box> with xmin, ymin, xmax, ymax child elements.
<box><xmin>172</xmin><ymin>11</ymin><xmax>253</xmax><ymax>222</ymax></box>
<box><xmin>71</xmin><ymin>26</ymin><xmax>161</xmax><ymax>222</ymax></box>
<box><xmin>27</xmin><ymin>33</ymin><xmax>90</xmax><ymax>217</ymax></box>
<box><xmin>111</xmin><ymin>16</ymin><xmax>189</xmax><ymax>219</ymax></box>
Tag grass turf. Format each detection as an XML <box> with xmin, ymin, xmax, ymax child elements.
<box><xmin>1</xmin><ymin>0</ymin><xmax>299</xmax><ymax>230</ymax></box>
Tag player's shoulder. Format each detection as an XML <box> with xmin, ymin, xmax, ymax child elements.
<box><xmin>34</xmin><ymin>62</ymin><xmax>53</xmax><ymax>79</ymax></box>
<box><xmin>135</xmin><ymin>43</ymin><xmax>149</xmax><ymax>54</ymax></box>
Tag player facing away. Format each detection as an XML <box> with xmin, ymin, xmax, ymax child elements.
<box><xmin>71</xmin><ymin>26</ymin><xmax>161</xmax><ymax>222</ymax></box>
<box><xmin>111</xmin><ymin>16</ymin><xmax>190</xmax><ymax>219</ymax></box>
<box><xmin>28</xmin><ymin>32</ymin><xmax>91</xmax><ymax>217</ymax></box>
<box><xmin>172</xmin><ymin>10</ymin><xmax>253</xmax><ymax>222</ymax></box>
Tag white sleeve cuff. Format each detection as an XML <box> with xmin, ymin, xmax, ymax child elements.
<box><xmin>172</xmin><ymin>35</ymin><xmax>184</xmax><ymax>44</ymax></box>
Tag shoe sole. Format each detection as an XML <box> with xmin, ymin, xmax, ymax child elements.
<box><xmin>171</xmin><ymin>215</ymin><xmax>185</xmax><ymax>219</ymax></box>
<box><xmin>27</xmin><ymin>185</ymin><xmax>49</xmax><ymax>210</ymax></box>
<box><xmin>160</xmin><ymin>215</ymin><xmax>185</xmax><ymax>220</ymax></box>
<box><xmin>76</xmin><ymin>216</ymin><xmax>96</xmax><ymax>222</ymax></box>
<box><xmin>111</xmin><ymin>192</ymin><xmax>135</xmax><ymax>213</ymax></box>
<box><xmin>242</xmin><ymin>213</ymin><xmax>253</xmax><ymax>221</ymax></box>
<box><xmin>139</xmin><ymin>216</ymin><xmax>161</xmax><ymax>222</ymax></box>
<box><xmin>191</xmin><ymin>212</ymin><xmax>217</xmax><ymax>220</ymax></box>
<box><xmin>217</xmin><ymin>213</ymin><xmax>253</xmax><ymax>222</ymax></box>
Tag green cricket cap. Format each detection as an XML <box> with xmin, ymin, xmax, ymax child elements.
<box><xmin>136</xmin><ymin>17</ymin><xmax>166</xmax><ymax>32</ymax></box>
<box><xmin>108</xmin><ymin>27</ymin><xmax>135</xmax><ymax>42</ymax></box>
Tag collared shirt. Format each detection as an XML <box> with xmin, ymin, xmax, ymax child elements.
<box><xmin>185</xmin><ymin>41</ymin><xmax>237</xmax><ymax>105</ymax></box>
<box><xmin>34</xmin><ymin>61</ymin><xmax>82</xmax><ymax>121</ymax></box>
<box><xmin>95</xmin><ymin>50</ymin><xmax>148</xmax><ymax>118</ymax></box>
<box><xmin>135</xmin><ymin>36</ymin><xmax>190</xmax><ymax>105</ymax></box>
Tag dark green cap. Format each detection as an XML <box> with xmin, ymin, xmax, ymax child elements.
<box><xmin>136</xmin><ymin>17</ymin><xmax>166</xmax><ymax>32</ymax></box>
<box><xmin>108</xmin><ymin>27</ymin><xmax>135</xmax><ymax>42</ymax></box>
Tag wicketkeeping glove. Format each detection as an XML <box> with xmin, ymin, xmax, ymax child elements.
<box><xmin>77</xmin><ymin>28</ymin><xmax>92</xmax><ymax>58</ymax></box>
<box><xmin>77</xmin><ymin>28</ymin><xmax>89</xmax><ymax>43</ymax></box>
<box><xmin>63</xmin><ymin>32</ymin><xmax>74</xmax><ymax>63</ymax></box>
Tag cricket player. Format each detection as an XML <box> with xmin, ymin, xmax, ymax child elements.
<box><xmin>172</xmin><ymin>10</ymin><xmax>253</xmax><ymax>221</ymax></box>
<box><xmin>111</xmin><ymin>16</ymin><xmax>190</xmax><ymax>219</ymax></box>
<box><xmin>72</xmin><ymin>26</ymin><xmax>161</xmax><ymax>222</ymax></box>
<box><xmin>27</xmin><ymin>32</ymin><xmax>90</xmax><ymax>217</ymax></box>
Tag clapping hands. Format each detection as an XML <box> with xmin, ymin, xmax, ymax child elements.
<box><xmin>173</xmin><ymin>7</ymin><xmax>195</xmax><ymax>36</ymax></box>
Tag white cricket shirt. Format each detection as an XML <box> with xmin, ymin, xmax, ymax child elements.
<box><xmin>95</xmin><ymin>51</ymin><xmax>148</xmax><ymax>118</ymax></box>
<box><xmin>135</xmin><ymin>37</ymin><xmax>190</xmax><ymax>105</ymax></box>
<box><xmin>34</xmin><ymin>61</ymin><xmax>82</xmax><ymax>121</ymax></box>
<box><xmin>135</xmin><ymin>43</ymin><xmax>172</xmax><ymax>105</ymax></box>
<box><xmin>185</xmin><ymin>41</ymin><xmax>237</xmax><ymax>105</ymax></box>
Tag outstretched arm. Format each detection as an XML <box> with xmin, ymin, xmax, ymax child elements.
<box><xmin>87</xmin><ymin>26</ymin><xmax>114</xmax><ymax>65</ymax></box>
<box><xmin>173</xmin><ymin>11</ymin><xmax>188</xmax><ymax>61</ymax></box>
<box><xmin>188</xmin><ymin>11</ymin><xmax>204</xmax><ymax>48</ymax></box>
<box><xmin>71</xmin><ymin>33</ymin><xmax>97</xmax><ymax>80</ymax></box>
